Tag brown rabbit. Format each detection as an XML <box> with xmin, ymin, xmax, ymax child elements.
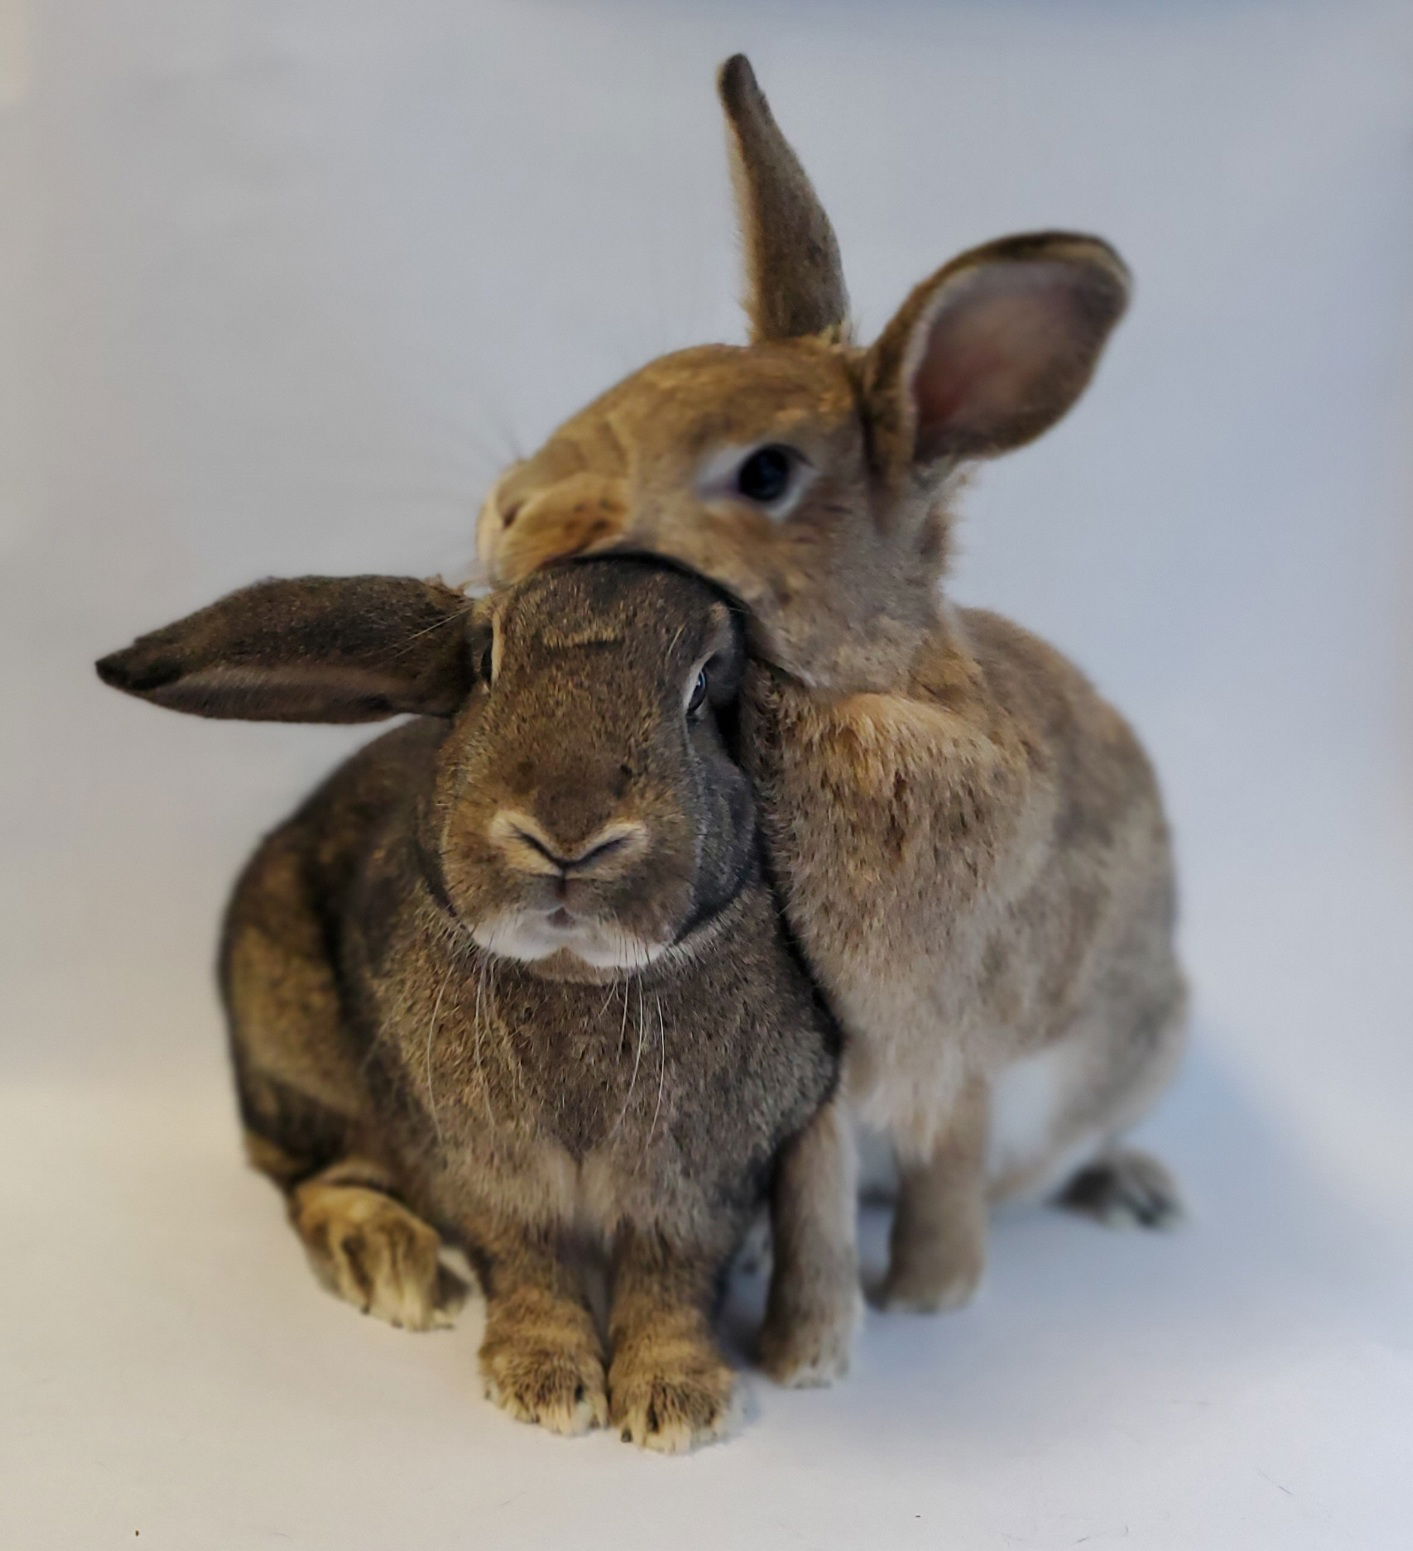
<box><xmin>476</xmin><ymin>57</ymin><xmax>1187</xmax><ymax>1385</ymax></box>
<box><xmin>95</xmin><ymin>556</ymin><xmax>844</xmax><ymax>1450</ymax></box>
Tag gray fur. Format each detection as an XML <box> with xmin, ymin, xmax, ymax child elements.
<box><xmin>97</xmin><ymin>556</ymin><xmax>840</xmax><ymax>1451</ymax></box>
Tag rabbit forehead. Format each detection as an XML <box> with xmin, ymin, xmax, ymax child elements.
<box><xmin>541</xmin><ymin>339</ymin><xmax>858</xmax><ymax>474</ymax></box>
<box><xmin>495</xmin><ymin>560</ymin><xmax>732</xmax><ymax>661</ymax></box>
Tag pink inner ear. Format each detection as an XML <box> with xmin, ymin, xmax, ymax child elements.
<box><xmin>911</xmin><ymin>262</ymin><xmax>1088</xmax><ymax>457</ymax></box>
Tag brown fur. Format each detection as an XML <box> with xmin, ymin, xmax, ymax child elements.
<box><xmin>97</xmin><ymin>557</ymin><xmax>840</xmax><ymax>1450</ymax></box>
<box><xmin>475</xmin><ymin>56</ymin><xmax>1186</xmax><ymax>1371</ymax></box>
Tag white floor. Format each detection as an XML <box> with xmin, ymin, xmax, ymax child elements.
<box><xmin>5</xmin><ymin>822</ymin><xmax>1411</xmax><ymax>1549</ymax></box>
<box><xmin>6</xmin><ymin>2</ymin><xmax>1413</xmax><ymax>1546</ymax></box>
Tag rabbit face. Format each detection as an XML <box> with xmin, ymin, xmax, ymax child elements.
<box><xmin>431</xmin><ymin>560</ymin><xmax>754</xmax><ymax>978</ymax></box>
<box><xmin>96</xmin><ymin>558</ymin><xmax>755</xmax><ymax>981</ymax></box>
<box><xmin>475</xmin><ymin>59</ymin><xmax>1128</xmax><ymax>695</ymax></box>
<box><xmin>476</xmin><ymin>340</ymin><xmax>913</xmax><ymax>693</ymax></box>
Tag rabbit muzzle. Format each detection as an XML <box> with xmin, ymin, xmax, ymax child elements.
<box><xmin>446</xmin><ymin>798</ymin><xmax>700</xmax><ymax>975</ymax></box>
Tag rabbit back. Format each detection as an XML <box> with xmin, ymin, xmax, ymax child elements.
<box><xmin>221</xmin><ymin>719</ymin><xmax>444</xmax><ymax>1186</ymax></box>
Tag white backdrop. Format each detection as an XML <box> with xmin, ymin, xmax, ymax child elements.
<box><xmin>4</xmin><ymin>3</ymin><xmax>1412</xmax><ymax>1547</ymax></box>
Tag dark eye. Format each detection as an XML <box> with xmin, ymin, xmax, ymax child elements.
<box><xmin>735</xmin><ymin>444</ymin><xmax>795</xmax><ymax>505</ymax></box>
<box><xmin>687</xmin><ymin>667</ymin><xmax>709</xmax><ymax>718</ymax></box>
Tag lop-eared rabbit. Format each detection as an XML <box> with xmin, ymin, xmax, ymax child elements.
<box><xmin>96</xmin><ymin>556</ymin><xmax>843</xmax><ymax>1451</ymax></box>
<box><xmin>477</xmin><ymin>57</ymin><xmax>1187</xmax><ymax>1383</ymax></box>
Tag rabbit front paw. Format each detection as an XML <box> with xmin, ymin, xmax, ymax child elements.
<box><xmin>877</xmin><ymin>1235</ymin><xmax>985</xmax><ymax>1314</ymax></box>
<box><xmin>759</xmin><ymin>1283</ymin><xmax>860</xmax><ymax>1387</ymax></box>
<box><xmin>609</xmin><ymin>1345</ymin><xmax>738</xmax><ymax>1454</ymax></box>
<box><xmin>480</xmin><ymin>1299</ymin><xmax>609</xmax><ymax>1437</ymax></box>
<box><xmin>877</xmin><ymin>1262</ymin><xmax>981</xmax><ymax>1313</ymax></box>
<box><xmin>294</xmin><ymin>1184</ymin><xmax>466</xmax><ymax>1331</ymax></box>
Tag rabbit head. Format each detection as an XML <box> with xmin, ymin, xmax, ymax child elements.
<box><xmin>97</xmin><ymin>558</ymin><xmax>752</xmax><ymax>977</ymax></box>
<box><xmin>477</xmin><ymin>55</ymin><xmax>1128</xmax><ymax>691</ymax></box>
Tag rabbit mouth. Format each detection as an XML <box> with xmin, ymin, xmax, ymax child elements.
<box><xmin>471</xmin><ymin>907</ymin><xmax>669</xmax><ymax>974</ymax></box>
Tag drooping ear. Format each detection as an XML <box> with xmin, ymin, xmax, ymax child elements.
<box><xmin>864</xmin><ymin>232</ymin><xmax>1130</xmax><ymax>474</ymax></box>
<box><xmin>717</xmin><ymin>54</ymin><xmax>849</xmax><ymax>343</ymax></box>
<box><xmin>95</xmin><ymin>575</ymin><xmax>476</xmax><ymax>723</ymax></box>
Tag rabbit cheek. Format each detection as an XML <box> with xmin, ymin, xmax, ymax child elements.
<box><xmin>486</xmin><ymin>477</ymin><xmax>629</xmax><ymax>585</ymax></box>
<box><xmin>430</xmin><ymin>816</ymin><xmax>524</xmax><ymax>942</ymax></box>
<box><xmin>623</xmin><ymin>871</ymin><xmax>699</xmax><ymax>952</ymax></box>
<box><xmin>439</xmin><ymin>867</ymin><xmax>521</xmax><ymax>950</ymax></box>
<box><xmin>686</xmin><ymin>774</ymin><xmax>756</xmax><ymax>926</ymax></box>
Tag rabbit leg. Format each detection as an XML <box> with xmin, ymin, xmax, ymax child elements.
<box><xmin>475</xmin><ymin>1223</ymin><xmax>608</xmax><ymax>1436</ymax></box>
<box><xmin>288</xmin><ymin>1158</ymin><xmax>468</xmax><ymax>1331</ymax></box>
<box><xmin>608</xmin><ymin>1228</ymin><xmax>739</xmax><ymax>1453</ymax></box>
<box><xmin>878</xmin><ymin>1079</ymin><xmax>988</xmax><ymax>1313</ymax></box>
<box><xmin>989</xmin><ymin>991</ymin><xmax>1187</xmax><ymax>1224</ymax></box>
<box><xmin>759</xmin><ymin>1096</ymin><xmax>861</xmax><ymax>1387</ymax></box>
<box><xmin>1058</xmin><ymin>1148</ymin><xmax>1184</xmax><ymax>1229</ymax></box>
<box><xmin>225</xmin><ymin>835</ymin><xmax>463</xmax><ymax>1329</ymax></box>
<box><xmin>1052</xmin><ymin>993</ymin><xmax>1188</xmax><ymax>1228</ymax></box>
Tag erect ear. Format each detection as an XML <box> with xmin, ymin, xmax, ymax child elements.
<box><xmin>95</xmin><ymin>575</ymin><xmax>476</xmax><ymax>723</ymax></box>
<box><xmin>864</xmin><ymin>232</ymin><xmax>1130</xmax><ymax>474</ymax></box>
<box><xmin>717</xmin><ymin>54</ymin><xmax>850</xmax><ymax>343</ymax></box>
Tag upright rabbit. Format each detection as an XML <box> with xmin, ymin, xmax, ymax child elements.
<box><xmin>96</xmin><ymin>556</ymin><xmax>843</xmax><ymax>1450</ymax></box>
<box><xmin>476</xmin><ymin>57</ymin><xmax>1186</xmax><ymax>1384</ymax></box>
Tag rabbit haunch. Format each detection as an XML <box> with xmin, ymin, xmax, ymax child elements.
<box><xmin>476</xmin><ymin>54</ymin><xmax>1186</xmax><ymax>1344</ymax></box>
<box><xmin>96</xmin><ymin>556</ymin><xmax>845</xmax><ymax>1450</ymax></box>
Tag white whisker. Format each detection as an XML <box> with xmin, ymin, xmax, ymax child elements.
<box><xmin>391</xmin><ymin>598</ymin><xmax>479</xmax><ymax>657</ymax></box>
<box><xmin>472</xmin><ymin>947</ymin><xmax>495</xmax><ymax>1130</ymax></box>
<box><xmin>649</xmin><ymin>990</ymin><xmax>667</xmax><ymax>1148</ymax></box>
<box><xmin>424</xmin><ymin>958</ymin><xmax>455</xmax><ymax>1149</ymax></box>
<box><xmin>598</xmin><ymin>974</ymin><xmax>620</xmax><ymax>1026</ymax></box>
<box><xmin>504</xmin><ymin>955</ymin><xmax>527</xmax><ymax>1113</ymax></box>
<box><xmin>608</xmin><ymin>959</ymin><xmax>647</xmax><ymax>1141</ymax></box>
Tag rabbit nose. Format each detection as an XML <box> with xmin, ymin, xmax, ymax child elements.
<box><xmin>488</xmin><ymin>811</ymin><xmax>647</xmax><ymax>876</ymax></box>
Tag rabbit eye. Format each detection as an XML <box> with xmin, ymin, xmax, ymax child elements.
<box><xmin>734</xmin><ymin>445</ymin><xmax>796</xmax><ymax>505</ymax></box>
<box><xmin>686</xmin><ymin>667</ymin><xmax>709</xmax><ymax>718</ymax></box>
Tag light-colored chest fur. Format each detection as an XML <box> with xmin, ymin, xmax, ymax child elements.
<box><xmin>429</xmin><ymin>1127</ymin><xmax>698</xmax><ymax>1242</ymax></box>
<box><xmin>744</xmin><ymin>658</ymin><xmax>1125</xmax><ymax>1161</ymax></box>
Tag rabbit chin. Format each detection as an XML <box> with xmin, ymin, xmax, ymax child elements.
<box><xmin>471</xmin><ymin>911</ymin><xmax>668</xmax><ymax>974</ymax></box>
